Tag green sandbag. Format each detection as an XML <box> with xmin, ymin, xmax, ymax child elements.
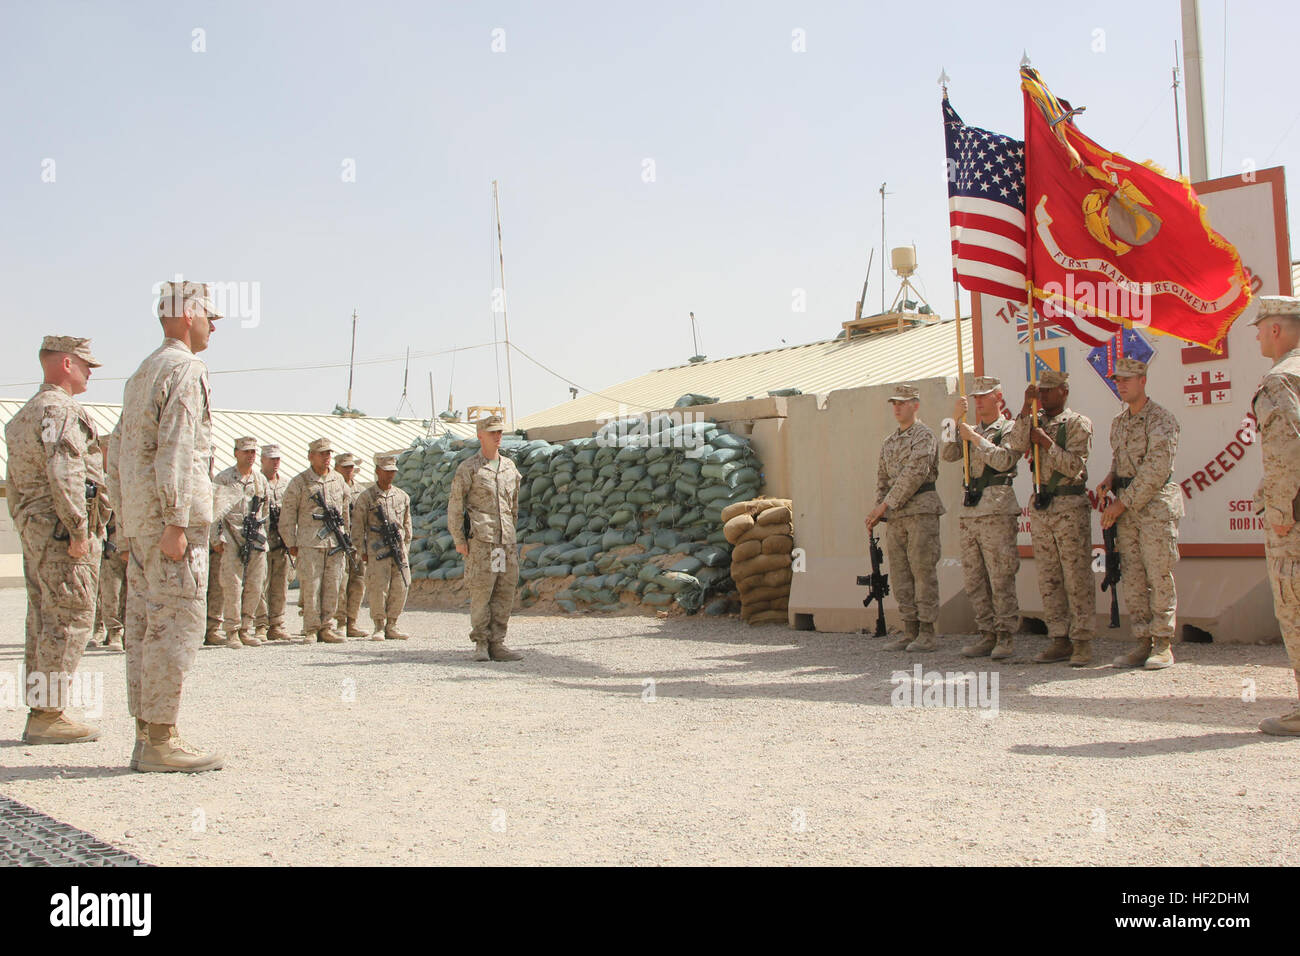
<box><xmin>693</xmin><ymin>544</ymin><xmax>731</xmax><ymax>567</ymax></box>
<box><xmin>657</xmin><ymin>505</ymin><xmax>681</xmax><ymax>525</ymax></box>
<box><xmin>598</xmin><ymin>463</ymin><xmax>618</xmax><ymax>479</ymax></box>
<box><xmin>541</xmin><ymin>529</ymin><xmax>564</xmax><ymax>544</ymax></box>
<box><xmin>674</xmin><ymin>478</ymin><xmax>698</xmax><ymax>497</ymax></box>
<box><xmin>605</xmin><ymin>491</ymin><xmax>627</xmax><ymax>507</ymax></box>
<box><xmin>572</xmin><ymin>561</ymin><xmax>597</xmax><ymax>576</ymax></box>
<box><xmin>622</xmin><ymin>464</ymin><xmax>647</xmax><ymax>481</ymax></box>
<box><xmin>444</xmin><ymin>567</ymin><xmax>463</xmax><ymax>580</ymax></box>
<box><xmin>696</xmin><ymin>566</ymin><xmax>732</xmax><ymax>587</ymax></box>
<box><xmin>547</xmin><ymin>513</ymin><xmax>569</xmax><ymax>530</ymax></box>
<box><xmin>557</xmin><ymin>599</ymin><xmax>579</xmax><ymax>614</ymax></box>
<box><xmin>644</xmin><ymin>445</ymin><xmax>670</xmax><ymax>462</ymax></box>
<box><xmin>564</xmin><ymin>514</ymin><xmax>587</xmax><ymax>536</ymax></box>
<box><xmin>574</xmin><ymin>449</ymin><xmax>597</xmax><ymax>466</ymax></box>
<box><xmin>669</xmin><ymin>556</ymin><xmax>703</xmax><ymax>575</ymax></box>
<box><xmin>712</xmin><ymin>433</ymin><xmax>748</xmax><ymax>450</ymax></box>
<box><xmin>678</xmin><ymin>460</ymin><xmax>703</xmax><ymax>479</ymax></box>
<box><xmin>642</xmin><ymin>591</ymin><xmax>674</xmax><ymax>606</ymax></box>
<box><xmin>654</xmin><ymin>530</ymin><xmax>681</xmax><ymax>550</ymax></box>
<box><xmin>608</xmin><ymin>509</ymin><xmax>634</xmax><ymax>526</ymax></box>
<box><xmin>635</xmin><ymin>533</ymin><xmax>655</xmax><ymax>549</ymax></box>
<box><xmin>652</xmin><ymin>482</ymin><xmax>674</xmax><ymax>500</ymax></box>
<box><xmin>637</xmin><ymin>563</ymin><xmax>662</xmax><ymax>583</ymax></box>
<box><xmin>703</xmin><ymin>447</ymin><xmax>744</xmax><ymax>465</ymax></box>
<box><xmin>700</xmin><ymin>460</ymin><xmax>739</xmax><ymax>480</ymax></box>
<box><xmin>725</xmin><ymin>466</ymin><xmax>760</xmax><ymax>489</ymax></box>
<box><xmin>704</xmin><ymin>597</ymin><xmax>732</xmax><ymax>616</ymax></box>
<box><xmin>698</xmin><ymin>484</ymin><xmax>735</xmax><ymax>504</ymax></box>
<box><xmin>542</xmin><ymin>565</ymin><xmax>572</xmax><ymax>577</ymax></box>
<box><xmin>583</xmin><ymin>491</ymin><xmax>604</xmax><ymax>507</ymax></box>
<box><xmin>647</xmin><ymin>461</ymin><xmax>672</xmax><ymax>478</ymax></box>
<box><xmin>592</xmin><ymin>588</ymin><xmax>618</xmax><ymax>604</ymax></box>
<box><xmin>627</xmin><ymin>490</ymin><xmax>653</xmax><ymax>505</ymax></box>
<box><xmin>602</xmin><ymin>529</ymin><xmax>633</xmax><ymax>550</ymax></box>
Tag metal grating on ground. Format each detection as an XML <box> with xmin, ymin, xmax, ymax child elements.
<box><xmin>0</xmin><ymin>795</ymin><xmax>149</xmax><ymax>866</ymax></box>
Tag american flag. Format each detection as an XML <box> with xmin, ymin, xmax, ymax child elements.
<box><xmin>944</xmin><ymin>97</ymin><xmax>1027</xmax><ymax>303</ymax></box>
<box><xmin>944</xmin><ymin>96</ymin><xmax>1121</xmax><ymax>347</ymax></box>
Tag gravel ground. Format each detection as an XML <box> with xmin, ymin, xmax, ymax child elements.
<box><xmin>1</xmin><ymin>586</ymin><xmax>1297</xmax><ymax>866</ymax></box>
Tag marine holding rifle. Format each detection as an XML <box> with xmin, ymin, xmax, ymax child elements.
<box><xmin>255</xmin><ymin>443</ymin><xmax>293</xmax><ymax>642</ymax></box>
<box><xmin>865</xmin><ymin>384</ymin><xmax>946</xmax><ymax>653</ymax></box>
<box><xmin>278</xmin><ymin>437</ymin><xmax>352</xmax><ymax>644</ymax></box>
<box><xmin>941</xmin><ymin>376</ymin><xmax>1027</xmax><ymax>661</ymax></box>
<box><xmin>1006</xmin><ymin>369</ymin><xmax>1096</xmax><ymax>666</ymax></box>
<box><xmin>210</xmin><ymin>436</ymin><xmax>270</xmax><ymax>648</ymax></box>
<box><xmin>351</xmin><ymin>453</ymin><xmax>413</xmax><ymax>641</ymax></box>
<box><xmin>1097</xmin><ymin>357</ymin><xmax>1183</xmax><ymax>671</ymax></box>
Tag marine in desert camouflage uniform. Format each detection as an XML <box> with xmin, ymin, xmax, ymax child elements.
<box><xmin>96</xmin><ymin>439</ymin><xmax>127</xmax><ymax>654</ymax></box>
<box><xmin>449</xmin><ymin>415</ymin><xmax>523</xmax><ymax>662</ymax></box>
<box><xmin>111</xmin><ymin>280</ymin><xmax>224</xmax><ymax>772</ymax></box>
<box><xmin>1007</xmin><ymin>370</ymin><xmax>1098</xmax><ymax>667</ymax></box>
<box><xmin>5</xmin><ymin>336</ymin><xmax>107</xmax><ymax>744</ymax></box>
<box><xmin>334</xmin><ymin>452</ymin><xmax>367</xmax><ymax>637</ymax></box>
<box><xmin>211</xmin><ymin>436</ymin><xmax>270</xmax><ymax>648</ymax></box>
<box><xmin>1250</xmin><ymin>296</ymin><xmax>1300</xmax><ymax>736</ymax></box>
<box><xmin>352</xmin><ymin>453</ymin><xmax>413</xmax><ymax>640</ymax></box>
<box><xmin>254</xmin><ymin>443</ymin><xmax>293</xmax><ymax>641</ymax></box>
<box><xmin>866</xmin><ymin>384</ymin><xmax>946</xmax><ymax>653</ymax></box>
<box><xmin>278</xmin><ymin>437</ymin><xmax>350</xmax><ymax>643</ymax></box>
<box><xmin>1098</xmin><ymin>357</ymin><xmax>1183</xmax><ymax>671</ymax></box>
<box><xmin>942</xmin><ymin>376</ymin><xmax>1026</xmax><ymax>660</ymax></box>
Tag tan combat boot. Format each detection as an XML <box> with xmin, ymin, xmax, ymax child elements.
<box><xmin>1034</xmin><ymin>636</ymin><xmax>1073</xmax><ymax>663</ymax></box>
<box><xmin>1113</xmin><ymin>637</ymin><xmax>1152</xmax><ymax>668</ymax></box>
<box><xmin>1143</xmin><ymin>635</ymin><xmax>1174</xmax><ymax>670</ymax></box>
<box><xmin>204</xmin><ymin>629</ymin><xmax>226</xmax><ymax>647</ymax></box>
<box><xmin>473</xmin><ymin>641</ymin><xmax>491</xmax><ymax>661</ymax></box>
<box><xmin>129</xmin><ymin>717</ymin><xmax>148</xmax><ymax>770</ymax></box>
<box><xmin>135</xmin><ymin>724</ymin><xmax>224</xmax><ymax>773</ymax></box>
<box><xmin>991</xmin><ymin>632</ymin><xmax>1015</xmax><ymax>660</ymax></box>
<box><xmin>1259</xmin><ymin>707</ymin><xmax>1300</xmax><ymax>737</ymax></box>
<box><xmin>962</xmin><ymin>632</ymin><xmax>997</xmax><ymax>658</ymax></box>
<box><xmin>384</xmin><ymin>623</ymin><xmax>409</xmax><ymax>641</ymax></box>
<box><xmin>1069</xmin><ymin>640</ymin><xmax>1092</xmax><ymax>667</ymax></box>
<box><xmin>317</xmin><ymin>627</ymin><xmax>346</xmax><ymax>644</ymax></box>
<box><xmin>346</xmin><ymin>620</ymin><xmax>368</xmax><ymax>638</ymax></box>
<box><xmin>224</xmin><ymin>630</ymin><xmax>244</xmax><ymax>649</ymax></box>
<box><xmin>370</xmin><ymin>620</ymin><xmax>387</xmax><ymax>642</ymax></box>
<box><xmin>266</xmin><ymin>625</ymin><xmax>291</xmax><ymax>642</ymax></box>
<box><xmin>105</xmin><ymin>629</ymin><xmax>125</xmax><ymax>653</ymax></box>
<box><xmin>883</xmin><ymin>622</ymin><xmax>918</xmax><ymax>652</ymax></box>
<box><xmin>488</xmin><ymin>642</ymin><xmax>523</xmax><ymax>662</ymax></box>
<box><xmin>254</xmin><ymin>625</ymin><xmax>268</xmax><ymax>641</ymax></box>
<box><xmin>238</xmin><ymin>629</ymin><xmax>262</xmax><ymax>647</ymax></box>
<box><xmin>906</xmin><ymin>622</ymin><xmax>938</xmax><ymax>653</ymax></box>
<box><xmin>295</xmin><ymin>630</ymin><xmax>315</xmax><ymax>645</ymax></box>
<box><xmin>22</xmin><ymin>709</ymin><xmax>100</xmax><ymax>745</ymax></box>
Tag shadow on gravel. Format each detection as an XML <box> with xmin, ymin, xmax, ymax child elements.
<box><xmin>0</xmin><ymin>765</ymin><xmax>136</xmax><ymax>782</ymax></box>
<box><xmin>1009</xmin><ymin>731</ymin><xmax>1277</xmax><ymax>758</ymax></box>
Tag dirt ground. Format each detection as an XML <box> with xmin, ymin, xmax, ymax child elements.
<box><xmin>1</xmin><ymin>586</ymin><xmax>1297</xmax><ymax>866</ymax></box>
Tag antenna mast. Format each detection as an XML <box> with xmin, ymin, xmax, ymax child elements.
<box><xmin>492</xmin><ymin>180</ymin><xmax>517</xmax><ymax>428</ymax></box>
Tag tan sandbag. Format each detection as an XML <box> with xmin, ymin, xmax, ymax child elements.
<box><xmin>760</xmin><ymin>568</ymin><xmax>793</xmax><ymax>589</ymax></box>
<box><xmin>723</xmin><ymin>513</ymin><xmax>756</xmax><ymax>544</ymax></box>
<box><xmin>731</xmin><ymin>552</ymin><xmax>792</xmax><ymax>581</ymax></box>
<box><xmin>732</xmin><ymin>539</ymin><xmax>762</xmax><ymax>563</ymax></box>
<box><xmin>760</xmin><ymin>534</ymin><xmax>794</xmax><ymax>555</ymax></box>
<box><xmin>736</xmin><ymin>521</ymin><xmax>793</xmax><ymax>544</ymax></box>
<box><xmin>721</xmin><ymin>497</ymin><xmax>791</xmax><ymax>523</ymax></box>
<box><xmin>741</xmin><ymin>600</ymin><xmax>772</xmax><ymax>620</ymax></box>
<box><xmin>756</xmin><ymin>505</ymin><xmax>792</xmax><ymax>526</ymax></box>
<box><xmin>742</xmin><ymin>585</ymin><xmax>790</xmax><ymax>604</ymax></box>
<box><xmin>747</xmin><ymin>610</ymin><xmax>789</xmax><ymax>625</ymax></box>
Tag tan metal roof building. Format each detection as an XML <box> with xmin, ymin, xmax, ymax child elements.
<box><xmin>0</xmin><ymin>401</ymin><xmax>475</xmax><ymax>479</ymax></box>
<box><xmin>517</xmin><ymin>318</ymin><xmax>973</xmax><ymax>431</ymax></box>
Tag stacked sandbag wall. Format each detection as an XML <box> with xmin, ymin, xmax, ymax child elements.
<box><xmin>722</xmin><ymin>498</ymin><xmax>794</xmax><ymax>625</ymax></box>
<box><xmin>394</xmin><ymin>415</ymin><xmax>765</xmax><ymax>616</ymax></box>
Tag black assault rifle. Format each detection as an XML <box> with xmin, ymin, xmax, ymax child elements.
<box><xmin>239</xmin><ymin>495</ymin><xmax>268</xmax><ymax>569</ymax></box>
<box><xmin>1101</xmin><ymin>521</ymin><xmax>1121</xmax><ymax>628</ymax></box>
<box><xmin>311</xmin><ymin>491</ymin><xmax>355</xmax><ymax>558</ymax></box>
<box><xmin>370</xmin><ymin>502</ymin><xmax>410</xmax><ymax>587</ymax></box>
<box><xmin>856</xmin><ymin>531</ymin><xmax>890</xmax><ymax>637</ymax></box>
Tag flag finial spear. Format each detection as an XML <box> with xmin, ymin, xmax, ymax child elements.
<box><xmin>938</xmin><ymin>68</ymin><xmax>951</xmax><ymax>92</ymax></box>
<box><xmin>1020</xmin><ymin>50</ymin><xmax>1031</xmax><ymax>68</ymax></box>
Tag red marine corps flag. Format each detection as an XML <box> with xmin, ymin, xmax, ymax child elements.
<box><xmin>1020</xmin><ymin>67</ymin><xmax>1251</xmax><ymax>353</ymax></box>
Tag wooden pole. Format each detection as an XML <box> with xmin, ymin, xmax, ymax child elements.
<box><xmin>953</xmin><ymin>281</ymin><xmax>970</xmax><ymax>486</ymax></box>
<box><xmin>493</xmin><ymin>180</ymin><xmax>517</xmax><ymax>429</ymax></box>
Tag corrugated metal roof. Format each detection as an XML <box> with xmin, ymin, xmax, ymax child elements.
<box><xmin>0</xmin><ymin>399</ymin><xmax>476</xmax><ymax>479</ymax></box>
<box><xmin>518</xmin><ymin>318</ymin><xmax>973</xmax><ymax>429</ymax></box>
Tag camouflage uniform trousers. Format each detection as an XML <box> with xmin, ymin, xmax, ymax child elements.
<box><xmin>958</xmin><ymin>513</ymin><xmax>1020</xmax><ymax>635</ymax></box>
<box><xmin>338</xmin><ymin>555</ymin><xmax>365</xmax><ymax>626</ymax></box>
<box><xmin>1029</xmin><ymin>497</ymin><xmax>1096</xmax><ymax>640</ymax></box>
<box><xmin>1115</xmin><ymin>510</ymin><xmax>1179</xmax><ymax>642</ymax></box>
<box><xmin>297</xmin><ymin>547</ymin><xmax>346</xmax><ymax>635</ymax></box>
<box><xmin>20</xmin><ymin>522</ymin><xmax>100</xmax><ymax>711</ymax></box>
<box><xmin>884</xmin><ymin>513</ymin><xmax>940</xmax><ymax>626</ymax></box>
<box><xmin>98</xmin><ymin>547</ymin><xmax>128</xmax><ymax>636</ymax></box>
<box><xmin>219</xmin><ymin>546</ymin><xmax>267</xmax><ymax>636</ymax></box>
<box><xmin>204</xmin><ymin>546</ymin><xmax>224</xmax><ymax>639</ymax></box>
<box><xmin>364</xmin><ymin>557</ymin><xmax>408</xmax><ymax>629</ymax></box>
<box><xmin>125</xmin><ymin>528</ymin><xmax>208</xmax><ymax>725</ymax></box>
<box><xmin>1266</xmin><ymin>524</ymin><xmax>1300</xmax><ymax>670</ymax></box>
<box><xmin>255</xmin><ymin>548</ymin><xmax>291</xmax><ymax>630</ymax></box>
<box><xmin>466</xmin><ymin>540</ymin><xmax>518</xmax><ymax>645</ymax></box>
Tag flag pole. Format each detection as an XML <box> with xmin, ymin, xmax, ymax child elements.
<box><xmin>941</xmin><ymin>71</ymin><xmax>971</xmax><ymax>488</ymax></box>
<box><xmin>1021</xmin><ymin>63</ymin><xmax>1042</xmax><ymax>495</ymax></box>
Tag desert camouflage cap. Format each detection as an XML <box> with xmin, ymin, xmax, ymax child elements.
<box><xmin>156</xmin><ymin>280</ymin><xmax>223</xmax><ymax>320</ymax></box>
<box><xmin>1251</xmin><ymin>295</ymin><xmax>1300</xmax><ymax>325</ymax></box>
<box><xmin>233</xmin><ymin>436</ymin><xmax>258</xmax><ymax>452</ymax></box>
<box><xmin>969</xmin><ymin>376</ymin><xmax>1001</xmax><ymax>396</ymax></box>
<box><xmin>1108</xmin><ymin>357</ymin><xmax>1148</xmax><ymax>378</ymax></box>
<box><xmin>40</xmin><ymin>335</ymin><xmax>101</xmax><ymax>368</ymax></box>
<box><xmin>1038</xmin><ymin>369</ymin><xmax>1069</xmax><ymax>388</ymax></box>
<box><xmin>888</xmin><ymin>383</ymin><xmax>920</xmax><ymax>402</ymax></box>
<box><xmin>260</xmin><ymin>443</ymin><xmax>281</xmax><ymax>458</ymax></box>
<box><xmin>374</xmin><ymin>453</ymin><xmax>399</xmax><ymax>471</ymax></box>
<box><xmin>477</xmin><ymin>414</ymin><xmax>507</xmax><ymax>432</ymax></box>
<box><xmin>335</xmin><ymin>452</ymin><xmax>357</xmax><ymax>468</ymax></box>
<box><xmin>309</xmin><ymin>437</ymin><xmax>333</xmax><ymax>454</ymax></box>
